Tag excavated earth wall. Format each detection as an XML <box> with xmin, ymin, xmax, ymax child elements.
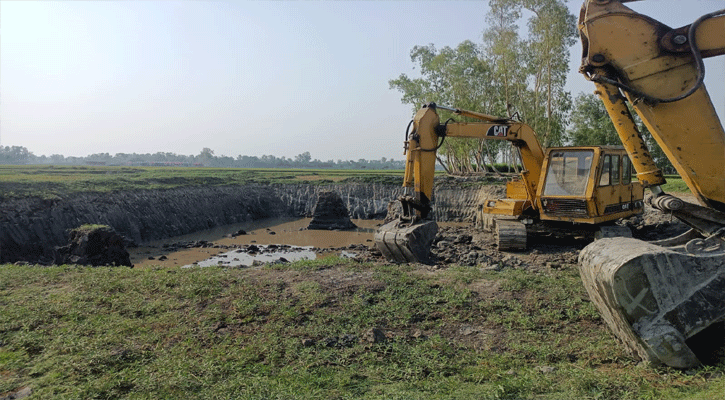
<box><xmin>0</xmin><ymin>181</ymin><xmax>500</xmax><ymax>264</ymax></box>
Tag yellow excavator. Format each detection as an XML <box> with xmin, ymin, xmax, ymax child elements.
<box><xmin>375</xmin><ymin>103</ymin><xmax>644</xmax><ymax>263</ymax></box>
<box><xmin>577</xmin><ymin>0</ymin><xmax>725</xmax><ymax>368</ymax></box>
<box><xmin>378</xmin><ymin>0</ymin><xmax>725</xmax><ymax>369</ymax></box>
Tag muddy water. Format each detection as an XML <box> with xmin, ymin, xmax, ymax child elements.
<box><xmin>129</xmin><ymin>218</ymin><xmax>383</xmax><ymax>268</ymax></box>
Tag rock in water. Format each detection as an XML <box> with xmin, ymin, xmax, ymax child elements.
<box><xmin>307</xmin><ymin>191</ymin><xmax>357</xmax><ymax>230</ymax></box>
<box><xmin>54</xmin><ymin>224</ymin><xmax>133</xmax><ymax>267</ymax></box>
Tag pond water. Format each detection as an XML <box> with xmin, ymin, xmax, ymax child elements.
<box><xmin>129</xmin><ymin>218</ymin><xmax>383</xmax><ymax>268</ymax></box>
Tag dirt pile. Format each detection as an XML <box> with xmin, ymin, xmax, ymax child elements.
<box><xmin>307</xmin><ymin>191</ymin><xmax>357</xmax><ymax>230</ymax></box>
<box><xmin>54</xmin><ymin>225</ymin><xmax>132</xmax><ymax>267</ymax></box>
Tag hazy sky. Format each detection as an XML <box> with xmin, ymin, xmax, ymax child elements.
<box><xmin>2</xmin><ymin>1</ymin><xmax>724</xmax><ymax>162</ymax></box>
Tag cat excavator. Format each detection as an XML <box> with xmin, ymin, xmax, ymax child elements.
<box><xmin>577</xmin><ymin>0</ymin><xmax>725</xmax><ymax>368</ymax></box>
<box><xmin>377</xmin><ymin>0</ymin><xmax>725</xmax><ymax>369</ymax></box>
<box><xmin>375</xmin><ymin>103</ymin><xmax>644</xmax><ymax>263</ymax></box>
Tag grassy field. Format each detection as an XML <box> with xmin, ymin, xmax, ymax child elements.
<box><xmin>1</xmin><ymin>258</ymin><xmax>723</xmax><ymax>399</ymax></box>
<box><xmin>0</xmin><ymin>165</ymin><xmax>407</xmax><ymax>200</ymax></box>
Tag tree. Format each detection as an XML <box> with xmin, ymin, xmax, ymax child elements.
<box><xmin>389</xmin><ymin>41</ymin><xmax>500</xmax><ymax>174</ymax></box>
<box><xmin>566</xmin><ymin>93</ymin><xmax>619</xmax><ymax>145</ymax></box>
<box><xmin>389</xmin><ymin>1</ymin><xmax>577</xmax><ymax>175</ymax></box>
<box><xmin>198</xmin><ymin>148</ymin><xmax>215</xmax><ymax>166</ymax></box>
<box><xmin>295</xmin><ymin>152</ymin><xmax>312</xmax><ymax>164</ymax></box>
<box><xmin>0</xmin><ymin>146</ymin><xmax>32</xmax><ymax>165</ymax></box>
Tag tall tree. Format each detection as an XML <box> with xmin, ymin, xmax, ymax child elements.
<box><xmin>484</xmin><ymin>0</ymin><xmax>576</xmax><ymax>147</ymax></box>
<box><xmin>522</xmin><ymin>0</ymin><xmax>576</xmax><ymax>146</ymax></box>
<box><xmin>389</xmin><ymin>41</ymin><xmax>499</xmax><ymax>174</ymax></box>
<box><xmin>390</xmin><ymin>0</ymin><xmax>577</xmax><ymax>174</ymax></box>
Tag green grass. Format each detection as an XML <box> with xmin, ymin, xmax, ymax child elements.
<box><xmin>0</xmin><ymin>165</ymin><xmax>406</xmax><ymax>200</ymax></box>
<box><xmin>661</xmin><ymin>175</ymin><xmax>691</xmax><ymax>194</ymax></box>
<box><xmin>1</xmin><ymin>259</ymin><xmax>723</xmax><ymax>399</ymax></box>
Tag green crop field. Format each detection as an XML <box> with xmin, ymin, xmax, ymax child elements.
<box><xmin>0</xmin><ymin>165</ymin><xmax>407</xmax><ymax>200</ymax></box>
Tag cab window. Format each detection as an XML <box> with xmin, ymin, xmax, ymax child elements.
<box><xmin>611</xmin><ymin>155</ymin><xmax>620</xmax><ymax>185</ymax></box>
<box><xmin>599</xmin><ymin>155</ymin><xmax>611</xmax><ymax>186</ymax></box>
<box><xmin>623</xmin><ymin>156</ymin><xmax>632</xmax><ymax>184</ymax></box>
<box><xmin>543</xmin><ymin>150</ymin><xmax>593</xmax><ymax>196</ymax></box>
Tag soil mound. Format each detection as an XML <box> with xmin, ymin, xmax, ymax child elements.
<box><xmin>54</xmin><ymin>225</ymin><xmax>133</xmax><ymax>267</ymax></box>
<box><xmin>307</xmin><ymin>191</ymin><xmax>357</xmax><ymax>230</ymax></box>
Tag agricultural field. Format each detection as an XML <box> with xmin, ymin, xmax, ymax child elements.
<box><xmin>0</xmin><ymin>165</ymin><xmax>689</xmax><ymax>200</ymax></box>
<box><xmin>0</xmin><ymin>165</ymin><xmax>408</xmax><ymax>200</ymax></box>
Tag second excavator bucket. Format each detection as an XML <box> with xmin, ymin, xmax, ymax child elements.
<box><xmin>578</xmin><ymin>237</ymin><xmax>725</xmax><ymax>368</ymax></box>
<box><xmin>375</xmin><ymin>220</ymin><xmax>438</xmax><ymax>264</ymax></box>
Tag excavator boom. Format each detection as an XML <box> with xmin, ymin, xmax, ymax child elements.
<box><xmin>375</xmin><ymin>103</ymin><xmax>547</xmax><ymax>263</ymax></box>
<box><xmin>578</xmin><ymin>0</ymin><xmax>725</xmax><ymax>368</ymax></box>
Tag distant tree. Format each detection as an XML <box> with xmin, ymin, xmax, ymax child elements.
<box><xmin>389</xmin><ymin>41</ymin><xmax>499</xmax><ymax>174</ymax></box>
<box><xmin>521</xmin><ymin>0</ymin><xmax>577</xmax><ymax>147</ymax></box>
<box><xmin>198</xmin><ymin>148</ymin><xmax>215</xmax><ymax>166</ymax></box>
<box><xmin>390</xmin><ymin>1</ymin><xmax>577</xmax><ymax>175</ymax></box>
<box><xmin>294</xmin><ymin>152</ymin><xmax>312</xmax><ymax>164</ymax></box>
<box><xmin>0</xmin><ymin>146</ymin><xmax>32</xmax><ymax>165</ymax></box>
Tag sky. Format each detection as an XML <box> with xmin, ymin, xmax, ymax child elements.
<box><xmin>1</xmin><ymin>0</ymin><xmax>724</xmax><ymax>162</ymax></box>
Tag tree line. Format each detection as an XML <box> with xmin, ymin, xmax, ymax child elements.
<box><xmin>0</xmin><ymin>146</ymin><xmax>406</xmax><ymax>170</ymax></box>
<box><xmin>389</xmin><ymin>0</ymin><xmax>674</xmax><ymax>175</ymax></box>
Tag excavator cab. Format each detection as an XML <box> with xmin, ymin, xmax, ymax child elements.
<box><xmin>477</xmin><ymin>146</ymin><xmax>643</xmax><ymax>250</ymax></box>
<box><xmin>538</xmin><ymin>147</ymin><xmax>644</xmax><ymax>224</ymax></box>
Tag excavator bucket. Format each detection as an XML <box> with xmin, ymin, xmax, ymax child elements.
<box><xmin>578</xmin><ymin>237</ymin><xmax>725</xmax><ymax>368</ymax></box>
<box><xmin>375</xmin><ymin>220</ymin><xmax>438</xmax><ymax>264</ymax></box>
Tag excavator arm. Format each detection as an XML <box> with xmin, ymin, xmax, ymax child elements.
<box><xmin>578</xmin><ymin>0</ymin><xmax>725</xmax><ymax>368</ymax></box>
<box><xmin>376</xmin><ymin>103</ymin><xmax>546</xmax><ymax>263</ymax></box>
<box><xmin>399</xmin><ymin>103</ymin><xmax>545</xmax><ymax>220</ymax></box>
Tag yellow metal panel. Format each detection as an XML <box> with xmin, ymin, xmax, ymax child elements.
<box><xmin>481</xmin><ymin>198</ymin><xmax>530</xmax><ymax>217</ymax></box>
<box><xmin>505</xmin><ymin>180</ymin><xmax>529</xmax><ymax>201</ymax></box>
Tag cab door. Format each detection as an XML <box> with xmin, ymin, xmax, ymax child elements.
<box><xmin>594</xmin><ymin>151</ymin><xmax>642</xmax><ymax>220</ymax></box>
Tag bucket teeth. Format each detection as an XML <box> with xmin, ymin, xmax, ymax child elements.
<box><xmin>375</xmin><ymin>220</ymin><xmax>438</xmax><ymax>264</ymax></box>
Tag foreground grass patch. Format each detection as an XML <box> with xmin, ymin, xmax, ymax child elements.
<box><xmin>1</xmin><ymin>260</ymin><xmax>723</xmax><ymax>399</ymax></box>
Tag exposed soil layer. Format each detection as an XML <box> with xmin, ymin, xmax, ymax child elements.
<box><xmin>0</xmin><ymin>183</ymin><xmax>408</xmax><ymax>264</ymax></box>
<box><xmin>307</xmin><ymin>191</ymin><xmax>357</xmax><ymax>230</ymax></box>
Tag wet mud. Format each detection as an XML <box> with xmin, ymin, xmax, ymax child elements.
<box><xmin>129</xmin><ymin>218</ymin><xmax>383</xmax><ymax>268</ymax></box>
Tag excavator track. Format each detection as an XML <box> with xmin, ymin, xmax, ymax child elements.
<box><xmin>375</xmin><ymin>220</ymin><xmax>438</xmax><ymax>264</ymax></box>
<box><xmin>579</xmin><ymin>237</ymin><xmax>725</xmax><ymax>368</ymax></box>
<box><xmin>495</xmin><ymin>220</ymin><xmax>527</xmax><ymax>251</ymax></box>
